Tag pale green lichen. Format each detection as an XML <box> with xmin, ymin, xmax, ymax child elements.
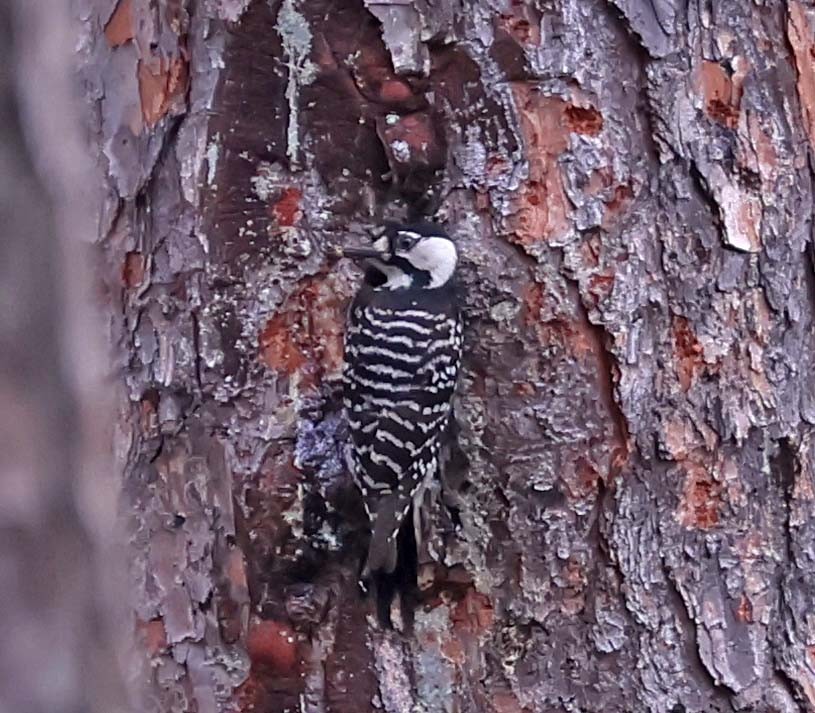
<box><xmin>206</xmin><ymin>133</ymin><xmax>220</xmax><ymax>186</ymax></box>
<box><xmin>274</xmin><ymin>0</ymin><xmax>317</xmax><ymax>169</ymax></box>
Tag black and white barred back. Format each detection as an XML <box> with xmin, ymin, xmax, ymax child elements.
<box><xmin>341</xmin><ymin>221</ymin><xmax>462</xmax><ymax>627</ymax></box>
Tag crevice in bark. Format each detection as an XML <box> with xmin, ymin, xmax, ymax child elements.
<box><xmin>773</xmin><ymin>668</ymin><xmax>803</xmax><ymax>713</ymax></box>
<box><xmin>805</xmin><ymin>232</ymin><xmax>815</xmax><ymax>329</ymax></box>
<box><xmin>686</xmin><ymin>161</ymin><xmax>721</xmax><ymax>233</ymax></box>
<box><xmin>147</xmin><ymin>435</ymin><xmax>165</xmax><ymax>465</ymax></box>
<box><xmin>772</xmin><ymin>437</ymin><xmax>796</xmax><ymax>567</ymax></box>
<box><xmin>602</xmin><ymin>2</ymin><xmax>672</xmax><ymax>207</ymax></box>
<box><xmin>190</xmin><ymin>308</ymin><xmax>204</xmax><ymax>393</ymax></box>
<box><xmin>561</xmin><ymin>267</ymin><xmax>631</xmax><ymax>478</ymax></box>
<box><xmin>661</xmin><ymin>559</ymin><xmax>738</xmax><ymax>712</ymax></box>
<box><xmin>603</xmin><ymin>0</ymin><xmax>658</xmax><ymax>58</ymax></box>
<box><xmin>768</xmin><ymin>436</ymin><xmax>807</xmax><ymax>709</ymax></box>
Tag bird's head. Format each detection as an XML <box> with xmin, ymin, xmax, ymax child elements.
<box><xmin>343</xmin><ymin>221</ymin><xmax>458</xmax><ymax>290</ymax></box>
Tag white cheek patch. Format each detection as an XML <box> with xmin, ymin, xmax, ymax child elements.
<box><xmin>408</xmin><ymin>237</ymin><xmax>457</xmax><ymax>287</ymax></box>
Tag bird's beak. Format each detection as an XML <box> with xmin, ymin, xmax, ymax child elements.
<box><xmin>342</xmin><ymin>245</ymin><xmax>386</xmax><ymax>260</ymax></box>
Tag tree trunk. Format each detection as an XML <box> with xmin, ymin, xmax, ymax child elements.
<box><xmin>83</xmin><ymin>0</ymin><xmax>815</xmax><ymax>711</ymax></box>
<box><xmin>1</xmin><ymin>2</ymin><xmax>125</xmax><ymax>712</ymax></box>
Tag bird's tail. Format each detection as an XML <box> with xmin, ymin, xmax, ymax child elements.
<box><xmin>362</xmin><ymin>506</ymin><xmax>419</xmax><ymax>629</ymax></box>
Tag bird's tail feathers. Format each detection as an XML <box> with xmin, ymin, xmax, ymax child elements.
<box><xmin>363</xmin><ymin>504</ymin><xmax>400</xmax><ymax>576</ymax></box>
<box><xmin>362</xmin><ymin>505</ymin><xmax>419</xmax><ymax>630</ymax></box>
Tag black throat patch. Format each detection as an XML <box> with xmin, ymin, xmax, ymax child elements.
<box><xmin>390</xmin><ymin>256</ymin><xmax>431</xmax><ymax>288</ymax></box>
<box><xmin>365</xmin><ymin>256</ymin><xmax>432</xmax><ymax>289</ymax></box>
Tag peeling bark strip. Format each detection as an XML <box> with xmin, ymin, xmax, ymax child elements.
<box><xmin>82</xmin><ymin>0</ymin><xmax>815</xmax><ymax>711</ymax></box>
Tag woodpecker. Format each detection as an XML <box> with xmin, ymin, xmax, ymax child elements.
<box><xmin>342</xmin><ymin>221</ymin><xmax>463</xmax><ymax>627</ymax></box>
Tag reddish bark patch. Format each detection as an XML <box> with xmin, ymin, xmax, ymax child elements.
<box><xmin>490</xmin><ymin>2</ymin><xmax>542</xmax><ymax>78</ymax></box>
<box><xmin>218</xmin><ymin>548</ymin><xmax>249</xmax><ymax>644</ymax></box>
<box><xmin>735</xmin><ymin>594</ymin><xmax>753</xmax><ymax>623</ymax></box>
<box><xmin>139</xmin><ymin>389</ymin><xmax>159</xmax><ymax>436</ymax></box>
<box><xmin>564</xmin><ymin>105</ymin><xmax>604</xmax><ymax>135</ymax></box>
<box><xmin>485</xmin><ymin>154</ymin><xmax>512</xmax><ymax>183</ymax></box>
<box><xmin>523</xmin><ymin>283</ymin><xmax>631</xmax><ymax>482</ymax></box>
<box><xmin>440</xmin><ymin>636</ymin><xmax>466</xmax><ymax>664</ymax></box>
<box><xmin>451</xmin><ymin>589</ymin><xmax>494</xmax><ymax>635</ymax></box>
<box><xmin>247</xmin><ymin>620</ymin><xmax>299</xmax><ymax>673</ymax></box>
<box><xmin>496</xmin><ymin>3</ymin><xmax>541</xmax><ymax>46</ymax></box>
<box><xmin>610</xmin><ymin>444</ymin><xmax>629</xmax><ymax>482</ymax></box>
<box><xmin>233</xmin><ymin>670</ymin><xmax>301</xmax><ymax>713</ymax></box>
<box><xmin>575</xmin><ymin>456</ymin><xmax>601</xmax><ymax>496</ymax></box>
<box><xmin>259</xmin><ymin>273</ymin><xmax>348</xmax><ymax>387</ymax></box>
<box><xmin>525</xmin><ymin>317</ymin><xmax>582</xmax><ymax>355</ymax></box>
<box><xmin>259</xmin><ymin>314</ymin><xmax>307</xmax><ymax>373</ymax></box>
<box><xmin>346</xmin><ymin>39</ymin><xmax>426</xmax><ymax>111</ymax></box>
<box><xmin>585</xmin><ymin>168</ymin><xmax>613</xmax><ymax>195</ymax></box>
<box><xmin>270</xmin><ymin>187</ymin><xmax>302</xmax><ymax>227</ymax></box>
<box><xmin>522</xmin><ymin>282</ymin><xmax>546</xmax><ymax>328</ymax></box>
<box><xmin>377</xmin><ymin>78</ymin><xmax>414</xmax><ymax>104</ymax></box>
<box><xmin>498</xmin><ymin>0</ymin><xmax>541</xmax><ymax>47</ymax></box>
<box><xmin>475</xmin><ymin>189</ymin><xmax>491</xmax><ymax>213</ymax></box>
<box><xmin>570</xmin><ymin>307</ymin><xmax>631</xmax><ymax>478</ymax></box>
<box><xmin>138</xmin><ymin>54</ymin><xmax>189</xmax><ymax>128</ymax></box>
<box><xmin>579</xmin><ymin>233</ymin><xmax>602</xmax><ymax>267</ymax></box>
<box><xmin>122</xmin><ymin>250</ymin><xmax>145</xmax><ymax>288</ymax></box>
<box><xmin>135</xmin><ymin>618</ymin><xmax>168</xmax><ymax>657</ymax></box>
<box><xmin>509</xmin><ymin>87</ymin><xmax>605</xmax><ymax>260</ymax></box>
<box><xmin>696</xmin><ymin>61</ymin><xmax>740</xmax><ymax>129</ymax></box>
<box><xmin>507</xmin><ymin>88</ymin><xmax>571</xmax><ymax>245</ymax></box>
<box><xmin>563</xmin><ymin>313</ymin><xmax>602</xmax><ymax>362</ymax></box>
<box><xmin>294</xmin><ymin>6</ymin><xmax>413</xmax><ymax>215</ymax></box>
<box><xmin>491</xmin><ymin>691</ymin><xmax>532</xmax><ymax>713</ymax></box>
<box><xmin>602</xmin><ymin>183</ymin><xmax>635</xmax><ymax>228</ymax></box>
<box><xmin>586</xmin><ymin>272</ymin><xmax>615</xmax><ymax>306</ymax></box>
<box><xmin>378</xmin><ymin>111</ymin><xmax>445</xmax><ymax>175</ymax></box>
<box><xmin>104</xmin><ymin>0</ymin><xmax>134</xmax><ymax>47</ymax></box>
<box><xmin>513</xmin><ymin>382</ymin><xmax>536</xmax><ymax>396</ymax></box>
<box><xmin>233</xmin><ymin>675</ymin><xmax>262</xmax><ymax>712</ymax></box>
<box><xmin>673</xmin><ymin>316</ymin><xmax>704</xmax><ymax>391</ymax></box>
<box><xmin>679</xmin><ymin>459</ymin><xmax>721</xmax><ymax>529</ymax></box>
<box><xmin>788</xmin><ymin>2</ymin><xmax>815</xmax><ymax>148</ymax></box>
<box><xmin>524</xmin><ymin>283</ymin><xmax>608</xmax><ymax>360</ymax></box>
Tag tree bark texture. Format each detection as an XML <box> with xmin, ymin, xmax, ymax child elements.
<box><xmin>82</xmin><ymin>0</ymin><xmax>815</xmax><ymax>711</ymax></box>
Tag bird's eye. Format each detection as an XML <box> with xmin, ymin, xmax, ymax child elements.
<box><xmin>397</xmin><ymin>235</ymin><xmax>415</xmax><ymax>251</ymax></box>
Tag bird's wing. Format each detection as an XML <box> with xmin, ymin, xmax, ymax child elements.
<box><xmin>343</xmin><ymin>301</ymin><xmax>460</xmax><ymax>518</ymax></box>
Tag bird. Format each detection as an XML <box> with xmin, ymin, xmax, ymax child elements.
<box><xmin>341</xmin><ymin>220</ymin><xmax>463</xmax><ymax>628</ymax></box>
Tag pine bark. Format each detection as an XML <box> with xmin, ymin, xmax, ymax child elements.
<box><xmin>82</xmin><ymin>0</ymin><xmax>815</xmax><ymax>711</ymax></box>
